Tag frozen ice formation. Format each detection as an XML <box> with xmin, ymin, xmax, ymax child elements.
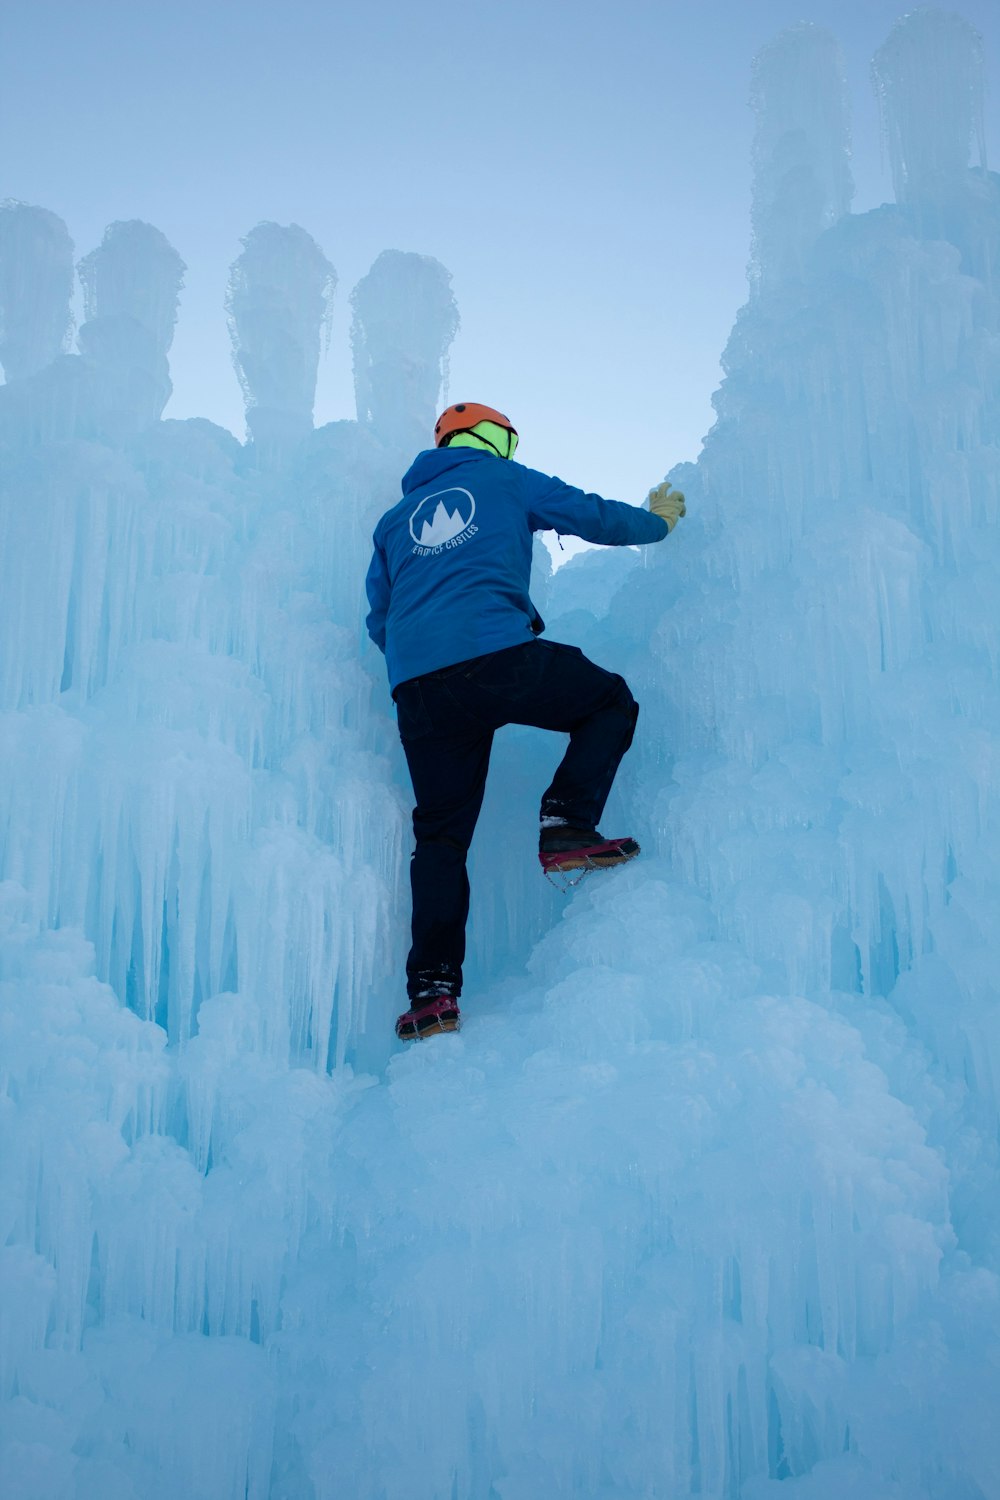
<box><xmin>750</xmin><ymin>24</ymin><xmax>853</xmax><ymax>292</ymax></box>
<box><xmin>873</xmin><ymin>8</ymin><xmax>986</xmax><ymax>206</ymax></box>
<box><xmin>2</xmin><ymin>8</ymin><xmax>1000</xmax><ymax>1499</ymax></box>
<box><xmin>0</xmin><ymin>200</ymin><xmax>74</xmax><ymax>380</ymax></box>
<box><xmin>77</xmin><ymin>219</ymin><xmax>185</xmax><ymax>357</ymax></box>
<box><xmin>0</xmin><ymin>217</ymin><xmax>186</xmax><ymax>447</ymax></box>
<box><xmin>351</xmin><ymin>248</ymin><xmax>460</xmax><ymax>450</ymax></box>
<box><xmin>227</xmin><ymin>221</ymin><xmax>337</xmax><ymax>462</ymax></box>
<box><xmin>76</xmin><ymin>219</ymin><xmax>187</xmax><ymax>434</ymax></box>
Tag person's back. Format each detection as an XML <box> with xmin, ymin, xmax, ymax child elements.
<box><xmin>365</xmin><ymin>402</ymin><xmax>686</xmax><ymax>1042</ymax></box>
<box><xmin>367</xmin><ymin>423</ymin><xmax>673</xmax><ymax>691</ymax></box>
<box><xmin>366</xmin><ymin>443</ymin><xmax>544</xmax><ymax>692</ymax></box>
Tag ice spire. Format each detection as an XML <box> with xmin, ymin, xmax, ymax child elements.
<box><xmin>351</xmin><ymin>249</ymin><xmax>459</xmax><ymax>449</ymax></box>
<box><xmin>749</xmin><ymin>23</ymin><xmax>853</xmax><ymax>293</ymax></box>
<box><xmin>227</xmin><ymin>222</ymin><xmax>336</xmax><ymax>463</ymax></box>
<box><xmin>0</xmin><ymin>201</ymin><xmax>74</xmax><ymax>381</ymax></box>
<box><xmin>76</xmin><ymin>220</ymin><xmax>186</xmax><ymax>435</ymax></box>
<box><xmin>873</xmin><ymin>9</ymin><xmax>986</xmax><ymax>206</ymax></box>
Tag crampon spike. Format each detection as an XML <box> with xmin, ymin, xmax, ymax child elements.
<box><xmin>538</xmin><ymin>836</ymin><xmax>640</xmax><ymax>893</ymax></box>
<box><xmin>395</xmin><ymin>995</ymin><xmax>461</xmax><ymax>1042</ymax></box>
<box><xmin>542</xmin><ymin>860</ymin><xmax>598</xmax><ymax>893</ymax></box>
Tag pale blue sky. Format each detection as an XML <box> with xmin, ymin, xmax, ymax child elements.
<box><xmin>3</xmin><ymin>0</ymin><xmax>998</xmax><ymax>503</ymax></box>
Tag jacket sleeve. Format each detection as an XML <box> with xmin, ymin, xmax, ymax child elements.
<box><xmin>521</xmin><ymin>466</ymin><xmax>670</xmax><ymax>546</ymax></box>
<box><xmin>365</xmin><ymin>536</ymin><xmax>390</xmax><ymax>653</ymax></box>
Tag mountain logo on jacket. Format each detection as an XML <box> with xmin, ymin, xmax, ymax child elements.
<box><xmin>408</xmin><ymin>487</ymin><xmax>478</xmax><ymax>554</ymax></box>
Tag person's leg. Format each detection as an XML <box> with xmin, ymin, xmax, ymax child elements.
<box><xmin>394</xmin><ymin>676</ymin><xmax>494</xmax><ymax>1002</ymax></box>
<box><xmin>459</xmin><ymin>641</ymin><xmax>638</xmax><ymax>832</ymax></box>
<box><xmin>537</xmin><ymin>660</ymin><xmax>638</xmax><ymax>831</ymax></box>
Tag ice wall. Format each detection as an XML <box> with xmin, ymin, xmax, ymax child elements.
<box><xmin>0</xmin><ymin>196</ymin><xmax>431</xmax><ymax>1482</ymax></box>
<box><xmin>3</xmin><ymin>9</ymin><xmax>1000</xmax><ymax>1500</ymax></box>
<box><xmin>617</xmin><ymin>9</ymin><xmax>1000</xmax><ymax>1274</ymax></box>
<box><xmin>534</xmin><ymin>7</ymin><xmax>1000</xmax><ymax>1490</ymax></box>
<box><xmin>0</xmin><ymin>207</ymin><xmax>414</xmax><ymax>1068</ymax></box>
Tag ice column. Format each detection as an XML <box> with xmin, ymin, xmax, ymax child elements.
<box><xmin>749</xmin><ymin>24</ymin><xmax>853</xmax><ymax>293</ymax></box>
<box><xmin>873</xmin><ymin>10</ymin><xmax>986</xmax><ymax>206</ymax></box>
<box><xmin>0</xmin><ymin>201</ymin><xmax>74</xmax><ymax>381</ymax></box>
<box><xmin>76</xmin><ymin>220</ymin><xmax>186</xmax><ymax>437</ymax></box>
<box><xmin>351</xmin><ymin>249</ymin><xmax>459</xmax><ymax>450</ymax></box>
<box><xmin>227</xmin><ymin>222</ymin><xmax>336</xmax><ymax>464</ymax></box>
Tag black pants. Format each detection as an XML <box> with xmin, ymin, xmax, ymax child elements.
<box><xmin>394</xmin><ymin>639</ymin><xmax>638</xmax><ymax>1002</ymax></box>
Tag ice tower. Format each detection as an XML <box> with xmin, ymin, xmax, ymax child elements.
<box><xmin>749</xmin><ymin>25</ymin><xmax>853</xmax><ymax>293</ymax></box>
<box><xmin>873</xmin><ymin>9</ymin><xmax>998</xmax><ymax>288</ymax></box>
<box><xmin>873</xmin><ymin>9</ymin><xmax>985</xmax><ymax>206</ymax></box>
<box><xmin>350</xmin><ymin>248</ymin><xmax>459</xmax><ymax>452</ymax></box>
<box><xmin>0</xmin><ymin>200</ymin><xmax>74</xmax><ymax>381</ymax></box>
<box><xmin>227</xmin><ymin>222</ymin><xmax>336</xmax><ymax>465</ymax></box>
<box><xmin>76</xmin><ymin>219</ymin><xmax>186</xmax><ymax>438</ymax></box>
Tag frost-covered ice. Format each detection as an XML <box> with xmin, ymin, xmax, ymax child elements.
<box><xmin>2</xmin><ymin>10</ymin><xmax>1000</xmax><ymax>1498</ymax></box>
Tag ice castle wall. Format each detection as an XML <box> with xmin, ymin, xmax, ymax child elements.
<box><xmin>2</xmin><ymin>11</ymin><xmax>1000</xmax><ymax>1498</ymax></box>
<box><xmin>0</xmin><ymin>223</ymin><xmax>468</xmax><ymax>1494</ymax></box>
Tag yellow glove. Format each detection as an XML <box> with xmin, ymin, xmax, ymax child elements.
<box><xmin>647</xmin><ymin>481</ymin><xmax>686</xmax><ymax>531</ymax></box>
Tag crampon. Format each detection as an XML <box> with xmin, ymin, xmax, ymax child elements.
<box><xmin>395</xmin><ymin>995</ymin><xmax>462</xmax><ymax>1042</ymax></box>
<box><xmin>538</xmin><ymin>832</ymin><xmax>641</xmax><ymax>892</ymax></box>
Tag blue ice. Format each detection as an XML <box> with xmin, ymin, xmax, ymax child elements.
<box><xmin>1</xmin><ymin>11</ymin><xmax>999</xmax><ymax>1497</ymax></box>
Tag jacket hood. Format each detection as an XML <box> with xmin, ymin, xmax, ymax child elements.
<box><xmin>401</xmin><ymin>446</ymin><xmax>496</xmax><ymax>495</ymax></box>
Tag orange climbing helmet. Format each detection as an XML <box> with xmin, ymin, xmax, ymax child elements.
<box><xmin>434</xmin><ymin>402</ymin><xmax>518</xmax><ymax>448</ymax></box>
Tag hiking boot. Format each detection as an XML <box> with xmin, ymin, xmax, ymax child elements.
<box><xmin>538</xmin><ymin>825</ymin><xmax>640</xmax><ymax>877</ymax></box>
<box><xmin>395</xmin><ymin>995</ymin><xmax>462</xmax><ymax>1042</ymax></box>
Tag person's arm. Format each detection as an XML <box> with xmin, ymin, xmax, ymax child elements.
<box><xmin>523</xmin><ymin>466</ymin><xmax>671</xmax><ymax>546</ymax></box>
<box><xmin>365</xmin><ymin>537</ymin><xmax>390</xmax><ymax>652</ymax></box>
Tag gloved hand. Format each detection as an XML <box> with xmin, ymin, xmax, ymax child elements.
<box><xmin>647</xmin><ymin>481</ymin><xmax>686</xmax><ymax>531</ymax></box>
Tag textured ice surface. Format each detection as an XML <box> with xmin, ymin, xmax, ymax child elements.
<box><xmin>2</xmin><ymin>10</ymin><xmax>1000</xmax><ymax>1498</ymax></box>
<box><xmin>749</xmin><ymin>24</ymin><xmax>853</xmax><ymax>293</ymax></box>
<box><xmin>228</xmin><ymin>222</ymin><xmax>336</xmax><ymax>460</ymax></box>
<box><xmin>0</xmin><ymin>201</ymin><xmax>74</xmax><ymax>381</ymax></box>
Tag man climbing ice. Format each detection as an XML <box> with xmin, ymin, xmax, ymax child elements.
<box><xmin>365</xmin><ymin>402</ymin><xmax>685</xmax><ymax>1041</ymax></box>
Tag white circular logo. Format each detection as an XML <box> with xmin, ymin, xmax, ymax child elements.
<box><xmin>409</xmin><ymin>487</ymin><xmax>476</xmax><ymax>548</ymax></box>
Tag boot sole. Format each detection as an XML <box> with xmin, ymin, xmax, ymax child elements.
<box><xmin>396</xmin><ymin>1014</ymin><xmax>461</xmax><ymax>1042</ymax></box>
<box><xmin>540</xmin><ymin>845</ymin><xmax>640</xmax><ymax>874</ymax></box>
<box><xmin>543</xmin><ymin>852</ymin><xmax>638</xmax><ymax>872</ymax></box>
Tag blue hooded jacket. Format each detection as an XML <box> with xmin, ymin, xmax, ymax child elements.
<box><xmin>365</xmin><ymin>447</ymin><xmax>669</xmax><ymax>691</ymax></box>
